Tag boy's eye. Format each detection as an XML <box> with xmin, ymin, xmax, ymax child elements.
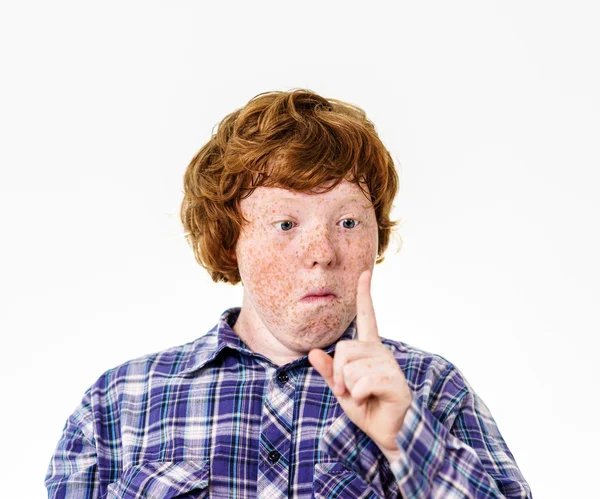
<box><xmin>341</xmin><ymin>219</ymin><xmax>358</xmax><ymax>229</ymax></box>
<box><xmin>276</xmin><ymin>221</ymin><xmax>295</xmax><ymax>231</ymax></box>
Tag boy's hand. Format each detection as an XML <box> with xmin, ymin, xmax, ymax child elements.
<box><xmin>309</xmin><ymin>270</ymin><xmax>412</xmax><ymax>462</ymax></box>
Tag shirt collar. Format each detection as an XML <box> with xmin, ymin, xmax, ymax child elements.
<box><xmin>179</xmin><ymin>307</ymin><xmax>358</xmax><ymax>375</ymax></box>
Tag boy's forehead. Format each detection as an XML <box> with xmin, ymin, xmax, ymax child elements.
<box><xmin>246</xmin><ymin>180</ymin><xmax>370</xmax><ymax>206</ymax></box>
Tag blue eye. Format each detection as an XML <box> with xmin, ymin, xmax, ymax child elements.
<box><xmin>276</xmin><ymin>221</ymin><xmax>295</xmax><ymax>231</ymax></box>
<box><xmin>341</xmin><ymin>219</ymin><xmax>359</xmax><ymax>229</ymax></box>
<box><xmin>275</xmin><ymin>219</ymin><xmax>359</xmax><ymax>231</ymax></box>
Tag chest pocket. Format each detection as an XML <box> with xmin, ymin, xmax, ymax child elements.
<box><xmin>313</xmin><ymin>462</ymin><xmax>379</xmax><ymax>499</ymax></box>
<box><xmin>106</xmin><ymin>460</ymin><xmax>209</xmax><ymax>499</ymax></box>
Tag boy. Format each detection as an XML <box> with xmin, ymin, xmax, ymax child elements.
<box><xmin>46</xmin><ymin>89</ymin><xmax>531</xmax><ymax>498</ymax></box>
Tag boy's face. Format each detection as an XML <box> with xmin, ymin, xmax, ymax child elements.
<box><xmin>234</xmin><ymin>179</ymin><xmax>379</xmax><ymax>354</ymax></box>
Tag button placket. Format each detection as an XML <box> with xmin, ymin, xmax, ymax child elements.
<box><xmin>257</xmin><ymin>372</ymin><xmax>294</xmax><ymax>498</ymax></box>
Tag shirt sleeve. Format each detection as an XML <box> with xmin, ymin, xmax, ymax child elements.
<box><xmin>323</xmin><ymin>359</ymin><xmax>531</xmax><ymax>498</ymax></box>
<box><xmin>390</xmin><ymin>386</ymin><xmax>532</xmax><ymax>498</ymax></box>
<box><xmin>45</xmin><ymin>389</ymin><xmax>100</xmax><ymax>498</ymax></box>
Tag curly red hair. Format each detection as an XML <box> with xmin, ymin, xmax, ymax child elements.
<box><xmin>180</xmin><ymin>89</ymin><xmax>401</xmax><ymax>284</ymax></box>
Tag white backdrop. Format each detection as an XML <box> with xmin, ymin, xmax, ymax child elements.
<box><xmin>1</xmin><ymin>1</ymin><xmax>598</xmax><ymax>497</ymax></box>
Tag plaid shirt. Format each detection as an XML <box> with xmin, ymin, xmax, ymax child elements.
<box><xmin>46</xmin><ymin>307</ymin><xmax>531</xmax><ymax>498</ymax></box>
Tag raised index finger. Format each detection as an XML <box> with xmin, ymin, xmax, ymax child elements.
<box><xmin>356</xmin><ymin>269</ymin><xmax>380</xmax><ymax>343</ymax></box>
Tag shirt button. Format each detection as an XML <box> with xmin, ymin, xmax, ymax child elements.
<box><xmin>268</xmin><ymin>450</ymin><xmax>281</xmax><ymax>463</ymax></box>
<box><xmin>277</xmin><ymin>372</ymin><xmax>289</xmax><ymax>384</ymax></box>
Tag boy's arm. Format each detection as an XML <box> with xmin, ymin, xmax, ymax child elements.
<box><xmin>388</xmin><ymin>390</ymin><xmax>531</xmax><ymax>498</ymax></box>
<box><xmin>45</xmin><ymin>389</ymin><xmax>100</xmax><ymax>498</ymax></box>
<box><xmin>323</xmin><ymin>365</ymin><xmax>531</xmax><ymax>498</ymax></box>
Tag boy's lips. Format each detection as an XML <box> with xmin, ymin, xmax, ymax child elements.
<box><xmin>301</xmin><ymin>287</ymin><xmax>337</xmax><ymax>299</ymax></box>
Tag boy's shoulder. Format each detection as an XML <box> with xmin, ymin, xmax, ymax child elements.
<box><xmin>380</xmin><ymin>337</ymin><xmax>470</xmax><ymax>397</ymax></box>
<box><xmin>90</xmin><ymin>328</ymin><xmax>219</xmax><ymax>391</ymax></box>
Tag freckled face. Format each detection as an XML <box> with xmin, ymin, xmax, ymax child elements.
<box><xmin>234</xmin><ymin>179</ymin><xmax>379</xmax><ymax>354</ymax></box>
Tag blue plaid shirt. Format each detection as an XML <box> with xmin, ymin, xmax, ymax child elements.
<box><xmin>46</xmin><ymin>307</ymin><xmax>531</xmax><ymax>498</ymax></box>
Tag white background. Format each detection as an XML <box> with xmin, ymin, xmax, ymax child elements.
<box><xmin>1</xmin><ymin>1</ymin><xmax>598</xmax><ymax>497</ymax></box>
